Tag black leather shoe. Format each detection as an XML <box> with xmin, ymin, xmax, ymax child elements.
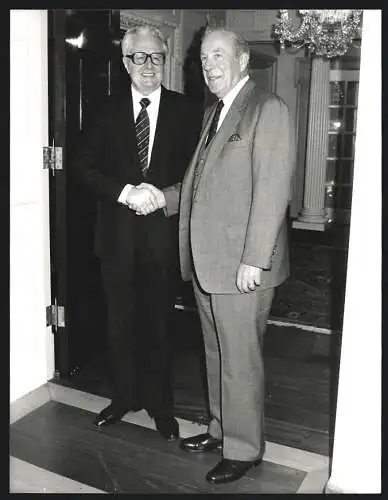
<box><xmin>154</xmin><ymin>415</ymin><xmax>179</xmax><ymax>441</ymax></box>
<box><xmin>93</xmin><ymin>403</ymin><xmax>141</xmax><ymax>428</ymax></box>
<box><xmin>206</xmin><ymin>457</ymin><xmax>262</xmax><ymax>484</ymax></box>
<box><xmin>180</xmin><ymin>433</ymin><xmax>222</xmax><ymax>453</ymax></box>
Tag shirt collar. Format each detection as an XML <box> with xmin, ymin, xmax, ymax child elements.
<box><xmin>131</xmin><ymin>85</ymin><xmax>162</xmax><ymax>105</ymax></box>
<box><xmin>220</xmin><ymin>75</ymin><xmax>250</xmax><ymax>108</ymax></box>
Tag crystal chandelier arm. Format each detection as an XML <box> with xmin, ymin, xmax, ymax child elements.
<box><xmin>273</xmin><ymin>10</ymin><xmax>311</xmax><ymax>46</ymax></box>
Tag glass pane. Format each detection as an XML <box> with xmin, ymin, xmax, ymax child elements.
<box><xmin>346</xmin><ymin>81</ymin><xmax>359</xmax><ymax>105</ymax></box>
<box><xmin>328</xmin><ymin>134</ymin><xmax>342</xmax><ymax>157</ymax></box>
<box><xmin>325</xmin><ymin>159</ymin><xmax>337</xmax><ymax>183</ymax></box>
<box><xmin>338</xmin><ymin>160</ymin><xmax>354</xmax><ymax>184</ymax></box>
<box><xmin>345</xmin><ymin>108</ymin><xmax>356</xmax><ymax>132</ymax></box>
<box><xmin>330</xmin><ymin>81</ymin><xmax>345</xmax><ymax>105</ymax></box>
<box><xmin>343</xmin><ymin>135</ymin><xmax>354</xmax><ymax>158</ymax></box>
<box><xmin>324</xmin><ymin>180</ymin><xmax>336</xmax><ymax>211</ymax></box>
<box><xmin>329</xmin><ymin>108</ymin><xmax>344</xmax><ymax>132</ymax></box>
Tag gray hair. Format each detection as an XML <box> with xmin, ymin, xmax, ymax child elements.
<box><xmin>202</xmin><ymin>26</ymin><xmax>250</xmax><ymax>74</ymax></box>
<box><xmin>121</xmin><ymin>24</ymin><xmax>168</xmax><ymax>55</ymax></box>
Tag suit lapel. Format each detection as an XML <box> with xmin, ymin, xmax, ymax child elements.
<box><xmin>115</xmin><ymin>88</ymin><xmax>138</xmax><ymax>165</ymax></box>
<box><xmin>189</xmin><ymin>102</ymin><xmax>221</xmax><ymax>170</ymax></box>
<box><xmin>181</xmin><ymin>103</ymin><xmax>217</xmax><ymax>200</ymax></box>
<box><xmin>194</xmin><ymin>79</ymin><xmax>256</xmax><ymax>198</ymax></box>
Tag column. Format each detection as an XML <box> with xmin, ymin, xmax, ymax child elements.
<box><xmin>324</xmin><ymin>10</ymin><xmax>381</xmax><ymax>494</ymax></box>
<box><xmin>293</xmin><ymin>56</ymin><xmax>330</xmax><ymax>231</ymax></box>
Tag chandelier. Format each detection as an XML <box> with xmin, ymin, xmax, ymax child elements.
<box><xmin>272</xmin><ymin>10</ymin><xmax>363</xmax><ymax>58</ymax></box>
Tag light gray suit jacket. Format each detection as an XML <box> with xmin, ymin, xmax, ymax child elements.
<box><xmin>164</xmin><ymin>79</ymin><xmax>295</xmax><ymax>294</ymax></box>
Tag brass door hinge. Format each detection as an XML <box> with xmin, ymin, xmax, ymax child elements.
<box><xmin>46</xmin><ymin>304</ymin><xmax>65</xmax><ymax>329</ymax></box>
<box><xmin>43</xmin><ymin>146</ymin><xmax>63</xmax><ymax>170</ymax></box>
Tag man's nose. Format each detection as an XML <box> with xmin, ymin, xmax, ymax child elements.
<box><xmin>202</xmin><ymin>58</ymin><xmax>216</xmax><ymax>73</ymax></box>
<box><xmin>202</xmin><ymin>59</ymin><xmax>211</xmax><ymax>71</ymax></box>
<box><xmin>145</xmin><ymin>56</ymin><xmax>154</xmax><ymax>68</ymax></box>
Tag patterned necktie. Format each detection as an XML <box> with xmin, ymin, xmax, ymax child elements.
<box><xmin>135</xmin><ymin>97</ymin><xmax>151</xmax><ymax>177</ymax></box>
<box><xmin>205</xmin><ymin>99</ymin><xmax>224</xmax><ymax>147</ymax></box>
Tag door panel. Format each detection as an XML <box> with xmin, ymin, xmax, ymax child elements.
<box><xmin>48</xmin><ymin>9</ymin><xmax>123</xmax><ymax>376</ymax></box>
<box><xmin>248</xmin><ymin>45</ymin><xmax>277</xmax><ymax>93</ymax></box>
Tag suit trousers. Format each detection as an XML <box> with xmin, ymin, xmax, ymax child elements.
<box><xmin>192</xmin><ymin>275</ymin><xmax>274</xmax><ymax>461</ymax></box>
<box><xmin>100</xmin><ymin>223</ymin><xmax>176</xmax><ymax>417</ymax></box>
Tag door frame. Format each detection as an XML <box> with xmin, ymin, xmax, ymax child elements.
<box><xmin>47</xmin><ymin>9</ymin><xmax>68</xmax><ymax>378</ymax></box>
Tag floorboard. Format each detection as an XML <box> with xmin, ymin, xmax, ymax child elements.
<box><xmin>10</xmin><ymin>401</ymin><xmax>306</xmax><ymax>494</ymax></box>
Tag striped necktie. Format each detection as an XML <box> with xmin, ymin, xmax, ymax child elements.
<box><xmin>135</xmin><ymin>97</ymin><xmax>151</xmax><ymax>177</ymax></box>
<box><xmin>205</xmin><ymin>99</ymin><xmax>224</xmax><ymax>147</ymax></box>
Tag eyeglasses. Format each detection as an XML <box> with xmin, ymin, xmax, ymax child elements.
<box><xmin>124</xmin><ymin>52</ymin><xmax>166</xmax><ymax>66</ymax></box>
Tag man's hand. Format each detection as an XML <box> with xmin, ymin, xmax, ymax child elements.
<box><xmin>236</xmin><ymin>264</ymin><xmax>263</xmax><ymax>293</ymax></box>
<box><xmin>136</xmin><ymin>183</ymin><xmax>166</xmax><ymax>215</ymax></box>
<box><xmin>126</xmin><ymin>186</ymin><xmax>158</xmax><ymax>215</ymax></box>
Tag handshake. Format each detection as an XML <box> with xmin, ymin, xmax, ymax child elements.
<box><xmin>126</xmin><ymin>182</ymin><xmax>166</xmax><ymax>216</ymax></box>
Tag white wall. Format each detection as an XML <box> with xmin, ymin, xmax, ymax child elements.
<box><xmin>326</xmin><ymin>9</ymin><xmax>381</xmax><ymax>493</ymax></box>
<box><xmin>10</xmin><ymin>10</ymin><xmax>53</xmax><ymax>403</ymax></box>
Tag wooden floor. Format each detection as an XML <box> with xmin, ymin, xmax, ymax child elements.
<box><xmin>10</xmin><ymin>400</ymin><xmax>310</xmax><ymax>494</ymax></box>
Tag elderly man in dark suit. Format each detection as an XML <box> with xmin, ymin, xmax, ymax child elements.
<box><xmin>70</xmin><ymin>24</ymin><xmax>202</xmax><ymax>441</ymax></box>
<box><xmin>142</xmin><ymin>26</ymin><xmax>295</xmax><ymax>483</ymax></box>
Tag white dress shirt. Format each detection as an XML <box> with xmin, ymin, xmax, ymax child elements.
<box><xmin>118</xmin><ymin>85</ymin><xmax>162</xmax><ymax>204</ymax></box>
<box><xmin>216</xmin><ymin>75</ymin><xmax>250</xmax><ymax>132</ymax></box>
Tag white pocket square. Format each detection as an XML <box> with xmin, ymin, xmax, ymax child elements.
<box><xmin>228</xmin><ymin>133</ymin><xmax>242</xmax><ymax>142</ymax></box>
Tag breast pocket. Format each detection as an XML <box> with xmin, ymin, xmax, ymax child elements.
<box><xmin>223</xmin><ymin>139</ymin><xmax>248</xmax><ymax>150</ymax></box>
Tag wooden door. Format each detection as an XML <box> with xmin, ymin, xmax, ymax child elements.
<box><xmin>47</xmin><ymin>9</ymin><xmax>124</xmax><ymax>377</ymax></box>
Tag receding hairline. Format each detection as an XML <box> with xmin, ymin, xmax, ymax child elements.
<box><xmin>121</xmin><ymin>25</ymin><xmax>168</xmax><ymax>54</ymax></box>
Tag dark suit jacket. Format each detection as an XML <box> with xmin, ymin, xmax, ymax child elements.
<box><xmin>70</xmin><ymin>80</ymin><xmax>203</xmax><ymax>265</ymax></box>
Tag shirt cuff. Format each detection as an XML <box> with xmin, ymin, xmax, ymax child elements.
<box><xmin>117</xmin><ymin>184</ymin><xmax>134</xmax><ymax>205</ymax></box>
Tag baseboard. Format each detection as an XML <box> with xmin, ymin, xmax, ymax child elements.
<box><xmin>267</xmin><ymin>318</ymin><xmax>332</xmax><ymax>335</ymax></box>
<box><xmin>174</xmin><ymin>304</ymin><xmax>333</xmax><ymax>334</ymax></box>
<box><xmin>10</xmin><ymin>384</ymin><xmax>51</xmax><ymax>425</ymax></box>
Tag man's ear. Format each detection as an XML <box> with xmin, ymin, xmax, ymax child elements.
<box><xmin>239</xmin><ymin>52</ymin><xmax>249</xmax><ymax>72</ymax></box>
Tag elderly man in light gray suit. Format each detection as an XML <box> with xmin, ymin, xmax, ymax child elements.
<box><xmin>138</xmin><ymin>26</ymin><xmax>295</xmax><ymax>484</ymax></box>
